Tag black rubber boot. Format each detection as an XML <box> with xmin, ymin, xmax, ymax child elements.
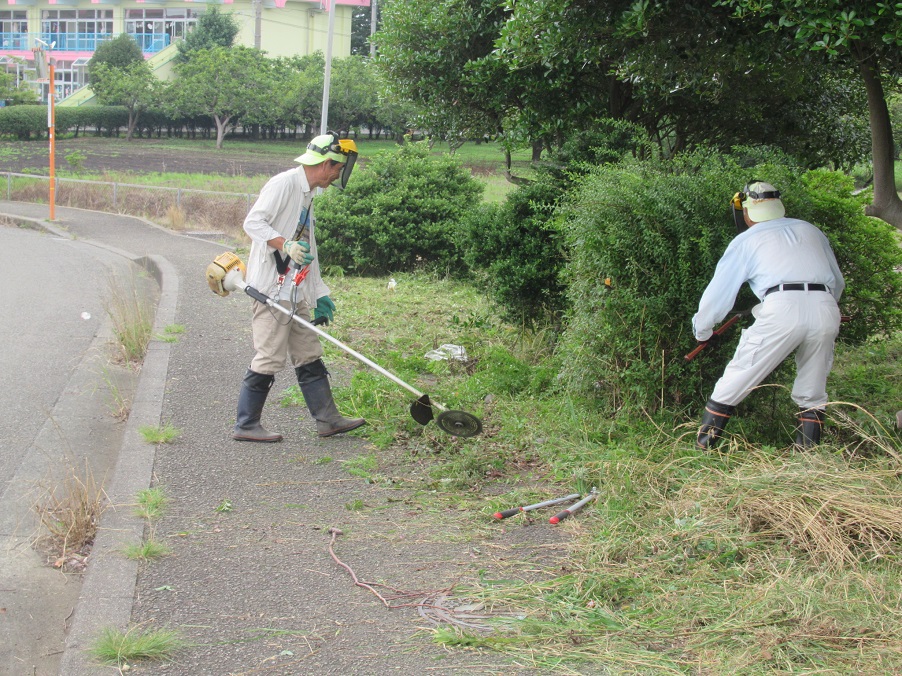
<box><xmin>795</xmin><ymin>407</ymin><xmax>825</xmax><ymax>448</ymax></box>
<box><xmin>232</xmin><ymin>369</ymin><xmax>283</xmax><ymax>442</ymax></box>
<box><xmin>296</xmin><ymin>359</ymin><xmax>366</xmax><ymax>437</ymax></box>
<box><xmin>696</xmin><ymin>399</ymin><xmax>735</xmax><ymax>449</ymax></box>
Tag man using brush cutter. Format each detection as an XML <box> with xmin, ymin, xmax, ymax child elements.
<box><xmin>692</xmin><ymin>181</ymin><xmax>844</xmax><ymax>450</ymax></box>
<box><xmin>232</xmin><ymin>132</ymin><xmax>365</xmax><ymax>442</ymax></box>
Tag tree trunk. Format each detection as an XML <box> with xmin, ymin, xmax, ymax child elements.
<box><xmin>214</xmin><ymin>114</ymin><xmax>232</xmax><ymax>149</ymax></box>
<box><xmin>531</xmin><ymin>140</ymin><xmax>542</xmax><ymax>162</ymax></box>
<box><xmin>126</xmin><ymin>107</ymin><xmax>140</xmax><ymax>142</ymax></box>
<box><xmin>855</xmin><ymin>45</ymin><xmax>902</xmax><ymax>231</ymax></box>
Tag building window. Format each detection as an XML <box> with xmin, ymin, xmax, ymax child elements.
<box><xmin>0</xmin><ymin>10</ymin><xmax>28</xmax><ymax>49</ymax></box>
<box><xmin>125</xmin><ymin>8</ymin><xmax>197</xmax><ymax>43</ymax></box>
<box><xmin>41</xmin><ymin>9</ymin><xmax>114</xmax><ymax>51</ymax></box>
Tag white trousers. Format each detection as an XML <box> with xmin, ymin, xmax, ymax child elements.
<box><xmin>710</xmin><ymin>290</ymin><xmax>840</xmax><ymax>409</ymax></box>
<box><xmin>249</xmin><ymin>299</ymin><xmax>323</xmax><ymax>375</ymax></box>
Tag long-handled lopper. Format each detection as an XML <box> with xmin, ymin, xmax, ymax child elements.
<box><xmin>686</xmin><ymin>309</ymin><xmax>852</xmax><ymax>362</ymax></box>
<box><xmin>493</xmin><ymin>493</ymin><xmax>581</xmax><ymax>520</ymax></box>
<box><xmin>549</xmin><ymin>488</ymin><xmax>598</xmax><ymax>524</ymax></box>
<box><xmin>207</xmin><ymin>253</ymin><xmax>483</xmax><ymax>437</ymax></box>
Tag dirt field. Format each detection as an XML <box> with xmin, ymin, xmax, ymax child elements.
<box><xmin>0</xmin><ymin>137</ymin><xmax>305</xmax><ymax>177</ymax></box>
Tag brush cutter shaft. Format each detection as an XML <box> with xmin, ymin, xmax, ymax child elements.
<box><xmin>235</xmin><ymin>276</ymin><xmax>446</xmax><ymax>411</ymax></box>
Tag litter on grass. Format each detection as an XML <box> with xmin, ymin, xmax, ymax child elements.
<box><xmin>425</xmin><ymin>344</ymin><xmax>468</xmax><ymax>361</ymax></box>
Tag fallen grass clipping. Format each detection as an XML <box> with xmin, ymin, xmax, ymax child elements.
<box><xmin>88</xmin><ymin>625</ymin><xmax>185</xmax><ymax>667</ymax></box>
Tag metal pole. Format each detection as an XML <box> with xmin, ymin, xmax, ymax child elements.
<box><xmin>254</xmin><ymin>0</ymin><xmax>262</xmax><ymax>49</ymax></box>
<box><xmin>370</xmin><ymin>0</ymin><xmax>376</xmax><ymax>58</ymax></box>
<box><xmin>319</xmin><ymin>0</ymin><xmax>336</xmax><ymax>134</ymax></box>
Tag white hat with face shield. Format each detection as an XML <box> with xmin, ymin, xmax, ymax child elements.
<box><xmin>742</xmin><ymin>180</ymin><xmax>785</xmax><ymax>222</ymax></box>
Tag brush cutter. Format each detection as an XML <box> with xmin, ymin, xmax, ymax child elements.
<box><xmin>207</xmin><ymin>252</ymin><xmax>483</xmax><ymax>437</ymax></box>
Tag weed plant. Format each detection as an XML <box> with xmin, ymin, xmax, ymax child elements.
<box><xmin>138</xmin><ymin>423</ymin><xmax>181</xmax><ymax>444</ymax></box>
<box><xmin>33</xmin><ymin>462</ymin><xmax>105</xmax><ymax>558</ymax></box>
<box><xmin>122</xmin><ymin>539</ymin><xmax>171</xmax><ymax>561</ymax></box>
<box><xmin>104</xmin><ymin>272</ymin><xmax>153</xmax><ymax>364</ymax></box>
<box><xmin>313</xmin><ymin>272</ymin><xmax>902</xmax><ymax>673</ymax></box>
<box><xmin>135</xmin><ymin>487</ymin><xmax>167</xmax><ymax>520</ymax></box>
<box><xmin>89</xmin><ymin>625</ymin><xmax>184</xmax><ymax>667</ymax></box>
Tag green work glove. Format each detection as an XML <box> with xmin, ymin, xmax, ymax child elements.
<box><xmin>282</xmin><ymin>240</ymin><xmax>313</xmax><ymax>266</ymax></box>
<box><xmin>314</xmin><ymin>296</ymin><xmax>336</xmax><ymax>324</ymax></box>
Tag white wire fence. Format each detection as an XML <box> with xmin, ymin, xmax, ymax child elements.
<box><xmin>2</xmin><ymin>172</ymin><xmax>255</xmax><ymax>239</ymax></box>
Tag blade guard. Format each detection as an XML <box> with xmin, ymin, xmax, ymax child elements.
<box><xmin>410</xmin><ymin>395</ymin><xmax>435</xmax><ymax>426</ymax></box>
<box><xmin>207</xmin><ymin>252</ymin><xmax>246</xmax><ymax>297</ymax></box>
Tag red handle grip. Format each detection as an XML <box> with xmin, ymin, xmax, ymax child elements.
<box><xmin>493</xmin><ymin>507</ymin><xmax>522</xmax><ymax>520</ymax></box>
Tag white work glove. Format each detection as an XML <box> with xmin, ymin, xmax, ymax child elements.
<box><xmin>282</xmin><ymin>240</ymin><xmax>313</xmax><ymax>266</ymax></box>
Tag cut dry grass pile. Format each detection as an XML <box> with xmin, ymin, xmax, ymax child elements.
<box><xmin>699</xmin><ymin>452</ymin><xmax>902</xmax><ymax>568</ymax></box>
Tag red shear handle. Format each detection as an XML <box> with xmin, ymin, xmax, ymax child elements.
<box><xmin>684</xmin><ymin>313</ymin><xmax>743</xmax><ymax>362</ymax></box>
<box><xmin>493</xmin><ymin>507</ymin><xmax>523</xmax><ymax>520</ymax></box>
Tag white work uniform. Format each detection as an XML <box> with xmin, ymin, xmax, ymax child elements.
<box><xmin>692</xmin><ymin>217</ymin><xmax>844</xmax><ymax>409</ymax></box>
<box><xmin>243</xmin><ymin>166</ymin><xmax>331</xmax><ymax>375</ymax></box>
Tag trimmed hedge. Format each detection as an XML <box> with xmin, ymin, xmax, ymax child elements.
<box><xmin>557</xmin><ymin>146</ymin><xmax>902</xmax><ymax>412</ymax></box>
<box><xmin>314</xmin><ymin>140</ymin><xmax>484</xmax><ymax>274</ymax></box>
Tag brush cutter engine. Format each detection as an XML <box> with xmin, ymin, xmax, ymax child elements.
<box><xmin>207</xmin><ymin>252</ymin><xmax>246</xmax><ymax>297</ymax></box>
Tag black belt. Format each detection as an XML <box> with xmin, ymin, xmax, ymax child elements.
<box><xmin>765</xmin><ymin>283</ymin><xmax>827</xmax><ymax>296</ymax></box>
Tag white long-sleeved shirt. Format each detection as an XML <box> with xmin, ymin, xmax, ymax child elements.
<box><xmin>692</xmin><ymin>217</ymin><xmax>844</xmax><ymax>340</ymax></box>
<box><xmin>243</xmin><ymin>166</ymin><xmax>330</xmax><ymax>305</ymax></box>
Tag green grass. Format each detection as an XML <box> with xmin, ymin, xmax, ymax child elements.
<box><xmin>88</xmin><ymin>626</ymin><xmax>185</xmax><ymax>666</ymax></box>
<box><xmin>138</xmin><ymin>423</ymin><xmax>181</xmax><ymax>445</ymax></box>
<box><xmin>135</xmin><ymin>487</ymin><xmax>167</xmax><ymax>520</ymax></box>
<box><xmin>313</xmin><ymin>271</ymin><xmax>902</xmax><ymax>673</ymax></box>
<box><xmin>121</xmin><ymin>539</ymin><xmax>171</xmax><ymax>560</ymax></box>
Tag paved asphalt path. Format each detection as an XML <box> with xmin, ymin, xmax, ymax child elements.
<box><xmin>0</xmin><ymin>219</ymin><xmax>140</xmax><ymax>675</ymax></box>
<box><xmin>0</xmin><ymin>202</ymin><xmax>554</xmax><ymax>676</ymax></box>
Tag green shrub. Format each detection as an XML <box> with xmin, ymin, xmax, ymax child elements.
<box><xmin>460</xmin><ymin>181</ymin><xmax>562</xmax><ymax>327</ymax></box>
<box><xmin>315</xmin><ymin>140</ymin><xmax>483</xmax><ymax>274</ymax></box>
<box><xmin>0</xmin><ymin>105</ymin><xmax>47</xmax><ymax>139</ymax></box>
<box><xmin>557</xmin><ymin>147</ymin><xmax>902</xmax><ymax>413</ymax></box>
<box><xmin>461</xmin><ymin>119</ymin><xmax>649</xmax><ymax>327</ymax></box>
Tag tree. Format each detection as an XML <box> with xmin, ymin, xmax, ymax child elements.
<box><xmin>375</xmin><ymin>0</ymin><xmax>537</xmax><ymax>169</ymax></box>
<box><xmin>271</xmin><ymin>53</ymin><xmax>325</xmax><ymax>136</ymax></box>
<box><xmin>717</xmin><ymin>0</ymin><xmax>902</xmax><ymax>230</ymax></box>
<box><xmin>0</xmin><ymin>66</ymin><xmax>39</xmax><ymax>105</ymax></box>
<box><xmin>375</xmin><ymin>0</ymin><xmax>871</xmax><ymax>175</ymax></box>
<box><xmin>175</xmin><ymin>6</ymin><xmax>239</xmax><ymax>63</ymax></box>
<box><xmin>169</xmin><ymin>46</ymin><xmax>273</xmax><ymax>148</ymax></box>
<box><xmin>328</xmin><ymin>56</ymin><xmax>378</xmax><ymax>134</ymax></box>
<box><xmin>87</xmin><ymin>33</ymin><xmax>144</xmax><ymax>80</ymax></box>
<box><xmin>351</xmin><ymin>4</ymin><xmax>377</xmax><ymax>56</ymax></box>
<box><xmin>89</xmin><ymin>62</ymin><xmax>160</xmax><ymax>141</ymax></box>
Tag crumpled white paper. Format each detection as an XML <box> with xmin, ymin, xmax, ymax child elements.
<box><xmin>424</xmin><ymin>344</ymin><xmax>468</xmax><ymax>362</ymax></box>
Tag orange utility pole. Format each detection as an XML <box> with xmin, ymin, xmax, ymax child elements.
<box><xmin>48</xmin><ymin>55</ymin><xmax>55</xmax><ymax>221</ymax></box>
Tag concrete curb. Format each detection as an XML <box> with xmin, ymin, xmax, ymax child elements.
<box><xmin>58</xmin><ymin>254</ymin><xmax>178</xmax><ymax>674</ymax></box>
<box><xmin>4</xmin><ymin>214</ymin><xmax>179</xmax><ymax>674</ymax></box>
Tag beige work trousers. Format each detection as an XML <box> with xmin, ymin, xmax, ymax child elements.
<box><xmin>710</xmin><ymin>290</ymin><xmax>840</xmax><ymax>409</ymax></box>
<box><xmin>249</xmin><ymin>299</ymin><xmax>323</xmax><ymax>375</ymax></box>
